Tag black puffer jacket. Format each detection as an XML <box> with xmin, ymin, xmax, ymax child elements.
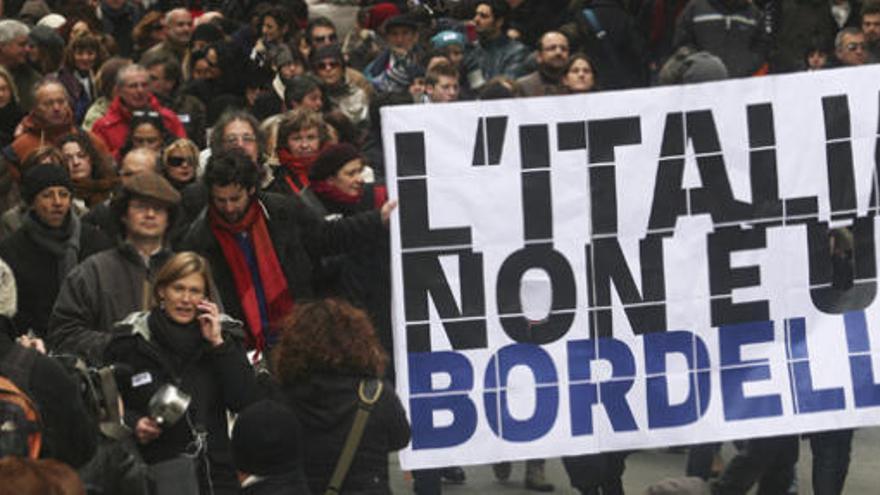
<box><xmin>283</xmin><ymin>373</ymin><xmax>410</xmax><ymax>495</ymax></box>
<box><xmin>105</xmin><ymin>311</ymin><xmax>261</xmax><ymax>494</ymax></box>
<box><xmin>673</xmin><ymin>0</ymin><xmax>769</xmax><ymax>77</ymax></box>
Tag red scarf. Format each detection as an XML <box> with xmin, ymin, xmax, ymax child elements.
<box><xmin>311</xmin><ymin>179</ymin><xmax>362</xmax><ymax>205</ymax></box>
<box><xmin>276</xmin><ymin>148</ymin><xmax>317</xmax><ymax>193</ymax></box>
<box><xmin>208</xmin><ymin>200</ymin><xmax>294</xmax><ymax>353</ymax></box>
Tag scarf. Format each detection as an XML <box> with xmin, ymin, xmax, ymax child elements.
<box><xmin>21</xmin><ymin>210</ymin><xmax>81</xmax><ymax>285</ymax></box>
<box><xmin>276</xmin><ymin>148</ymin><xmax>316</xmax><ymax>193</ymax></box>
<box><xmin>311</xmin><ymin>179</ymin><xmax>362</xmax><ymax>206</ymax></box>
<box><xmin>72</xmin><ymin>176</ymin><xmax>118</xmax><ymax>207</ymax></box>
<box><xmin>148</xmin><ymin>309</ymin><xmax>204</xmax><ymax>369</ymax></box>
<box><xmin>208</xmin><ymin>200</ymin><xmax>294</xmax><ymax>353</ymax></box>
<box><xmin>20</xmin><ymin>106</ymin><xmax>75</xmax><ymax>146</ymax></box>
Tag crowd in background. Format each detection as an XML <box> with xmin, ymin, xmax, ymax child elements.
<box><xmin>0</xmin><ymin>0</ymin><xmax>875</xmax><ymax>494</ymax></box>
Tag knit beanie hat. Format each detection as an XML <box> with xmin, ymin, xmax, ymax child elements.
<box><xmin>231</xmin><ymin>400</ymin><xmax>303</xmax><ymax>476</ymax></box>
<box><xmin>21</xmin><ymin>163</ymin><xmax>72</xmax><ymax>204</ymax></box>
<box><xmin>431</xmin><ymin>30</ymin><xmax>465</xmax><ymax>50</ymax></box>
<box><xmin>309</xmin><ymin>143</ymin><xmax>361</xmax><ymax>182</ymax></box>
<box><xmin>366</xmin><ymin>3</ymin><xmax>400</xmax><ymax>31</ymax></box>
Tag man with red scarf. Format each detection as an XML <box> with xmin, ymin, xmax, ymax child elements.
<box><xmin>181</xmin><ymin>150</ymin><xmax>394</xmax><ymax>358</ymax></box>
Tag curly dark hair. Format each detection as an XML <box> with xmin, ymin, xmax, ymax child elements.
<box><xmin>272</xmin><ymin>299</ymin><xmax>387</xmax><ymax>383</ymax></box>
<box><xmin>56</xmin><ymin>132</ymin><xmax>114</xmax><ymax>180</ymax></box>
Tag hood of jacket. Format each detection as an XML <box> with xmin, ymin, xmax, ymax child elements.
<box><xmin>284</xmin><ymin>372</ymin><xmax>374</xmax><ymax>430</ymax></box>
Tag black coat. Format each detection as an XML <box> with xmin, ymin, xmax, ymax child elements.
<box><xmin>304</xmin><ymin>186</ymin><xmax>393</xmax><ymax>366</ymax></box>
<box><xmin>283</xmin><ymin>373</ymin><xmax>410</xmax><ymax>495</ymax></box>
<box><xmin>180</xmin><ymin>192</ymin><xmax>384</xmax><ymax>348</ymax></box>
<box><xmin>0</xmin><ymin>218</ymin><xmax>112</xmax><ymax>337</ymax></box>
<box><xmin>104</xmin><ymin>311</ymin><xmax>261</xmax><ymax>493</ymax></box>
<box><xmin>0</xmin><ymin>332</ymin><xmax>98</xmax><ymax>468</ymax></box>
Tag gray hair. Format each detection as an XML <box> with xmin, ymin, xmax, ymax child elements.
<box><xmin>115</xmin><ymin>63</ymin><xmax>148</xmax><ymax>88</ymax></box>
<box><xmin>835</xmin><ymin>27</ymin><xmax>864</xmax><ymax>50</ymax></box>
<box><xmin>164</xmin><ymin>8</ymin><xmax>190</xmax><ymax>25</ymax></box>
<box><xmin>0</xmin><ymin>20</ymin><xmax>29</xmax><ymax>46</ymax></box>
<box><xmin>209</xmin><ymin>110</ymin><xmax>266</xmax><ymax>161</ymax></box>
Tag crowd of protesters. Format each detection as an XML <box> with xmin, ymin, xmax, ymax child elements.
<box><xmin>0</xmin><ymin>0</ymin><xmax>874</xmax><ymax>494</ymax></box>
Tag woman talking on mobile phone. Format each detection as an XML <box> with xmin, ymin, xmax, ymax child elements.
<box><xmin>105</xmin><ymin>251</ymin><xmax>261</xmax><ymax>495</ymax></box>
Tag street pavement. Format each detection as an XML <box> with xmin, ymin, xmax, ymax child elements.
<box><xmin>388</xmin><ymin>428</ymin><xmax>880</xmax><ymax>494</ymax></box>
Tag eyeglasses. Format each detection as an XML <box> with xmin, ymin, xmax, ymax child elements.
<box><xmin>316</xmin><ymin>60</ymin><xmax>340</xmax><ymax>70</ymax></box>
<box><xmin>132</xmin><ymin>110</ymin><xmax>160</xmax><ymax>118</ymax></box>
<box><xmin>313</xmin><ymin>33</ymin><xmax>337</xmax><ymax>44</ymax></box>
<box><xmin>166</xmin><ymin>156</ymin><xmax>190</xmax><ymax>168</ymax></box>
<box><xmin>846</xmin><ymin>42</ymin><xmax>866</xmax><ymax>52</ymax></box>
<box><xmin>223</xmin><ymin>134</ymin><xmax>257</xmax><ymax>146</ymax></box>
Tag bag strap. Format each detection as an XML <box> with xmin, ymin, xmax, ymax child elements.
<box><xmin>324</xmin><ymin>378</ymin><xmax>383</xmax><ymax>495</ymax></box>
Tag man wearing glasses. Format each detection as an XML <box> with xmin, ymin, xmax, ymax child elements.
<box><xmin>92</xmin><ymin>63</ymin><xmax>186</xmax><ymax>160</ymax></box>
<box><xmin>311</xmin><ymin>44</ymin><xmax>371</xmax><ymax>127</ymax></box>
<box><xmin>834</xmin><ymin>27</ymin><xmax>869</xmax><ymax>66</ymax></box>
<box><xmin>307</xmin><ymin>16</ymin><xmax>374</xmax><ymax>99</ymax></box>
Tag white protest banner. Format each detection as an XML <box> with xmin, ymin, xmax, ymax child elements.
<box><xmin>382</xmin><ymin>65</ymin><xmax>880</xmax><ymax>470</ymax></box>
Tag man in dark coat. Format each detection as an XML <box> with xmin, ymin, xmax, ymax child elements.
<box><xmin>47</xmin><ymin>172</ymin><xmax>181</xmax><ymax>364</ymax></box>
<box><xmin>673</xmin><ymin>0</ymin><xmax>769</xmax><ymax>77</ymax></box>
<box><xmin>516</xmin><ymin>31</ymin><xmax>570</xmax><ymax>97</ymax></box>
<box><xmin>0</xmin><ymin>257</ymin><xmax>98</xmax><ymax>469</ymax></box>
<box><xmin>0</xmin><ymin>163</ymin><xmax>112</xmax><ymax>338</ymax></box>
<box><xmin>464</xmin><ymin>0</ymin><xmax>531</xmax><ymax>87</ymax></box>
<box><xmin>180</xmin><ymin>150</ymin><xmax>392</xmax><ymax>357</ymax></box>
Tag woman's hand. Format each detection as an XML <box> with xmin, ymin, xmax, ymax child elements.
<box><xmin>196</xmin><ymin>300</ymin><xmax>224</xmax><ymax>347</ymax></box>
<box><xmin>135</xmin><ymin>417</ymin><xmax>161</xmax><ymax>444</ymax></box>
<box><xmin>16</xmin><ymin>335</ymin><xmax>46</xmax><ymax>354</ymax></box>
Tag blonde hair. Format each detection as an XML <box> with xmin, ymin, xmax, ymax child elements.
<box><xmin>162</xmin><ymin>138</ymin><xmax>199</xmax><ymax>168</ymax></box>
<box><xmin>151</xmin><ymin>252</ymin><xmax>217</xmax><ymax>307</ymax></box>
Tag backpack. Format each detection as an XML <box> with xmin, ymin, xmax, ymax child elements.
<box><xmin>0</xmin><ymin>344</ymin><xmax>41</xmax><ymax>459</ymax></box>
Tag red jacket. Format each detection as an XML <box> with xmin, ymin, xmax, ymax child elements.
<box><xmin>91</xmin><ymin>94</ymin><xmax>186</xmax><ymax>160</ymax></box>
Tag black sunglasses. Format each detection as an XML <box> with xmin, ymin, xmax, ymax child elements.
<box><xmin>166</xmin><ymin>156</ymin><xmax>190</xmax><ymax>168</ymax></box>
